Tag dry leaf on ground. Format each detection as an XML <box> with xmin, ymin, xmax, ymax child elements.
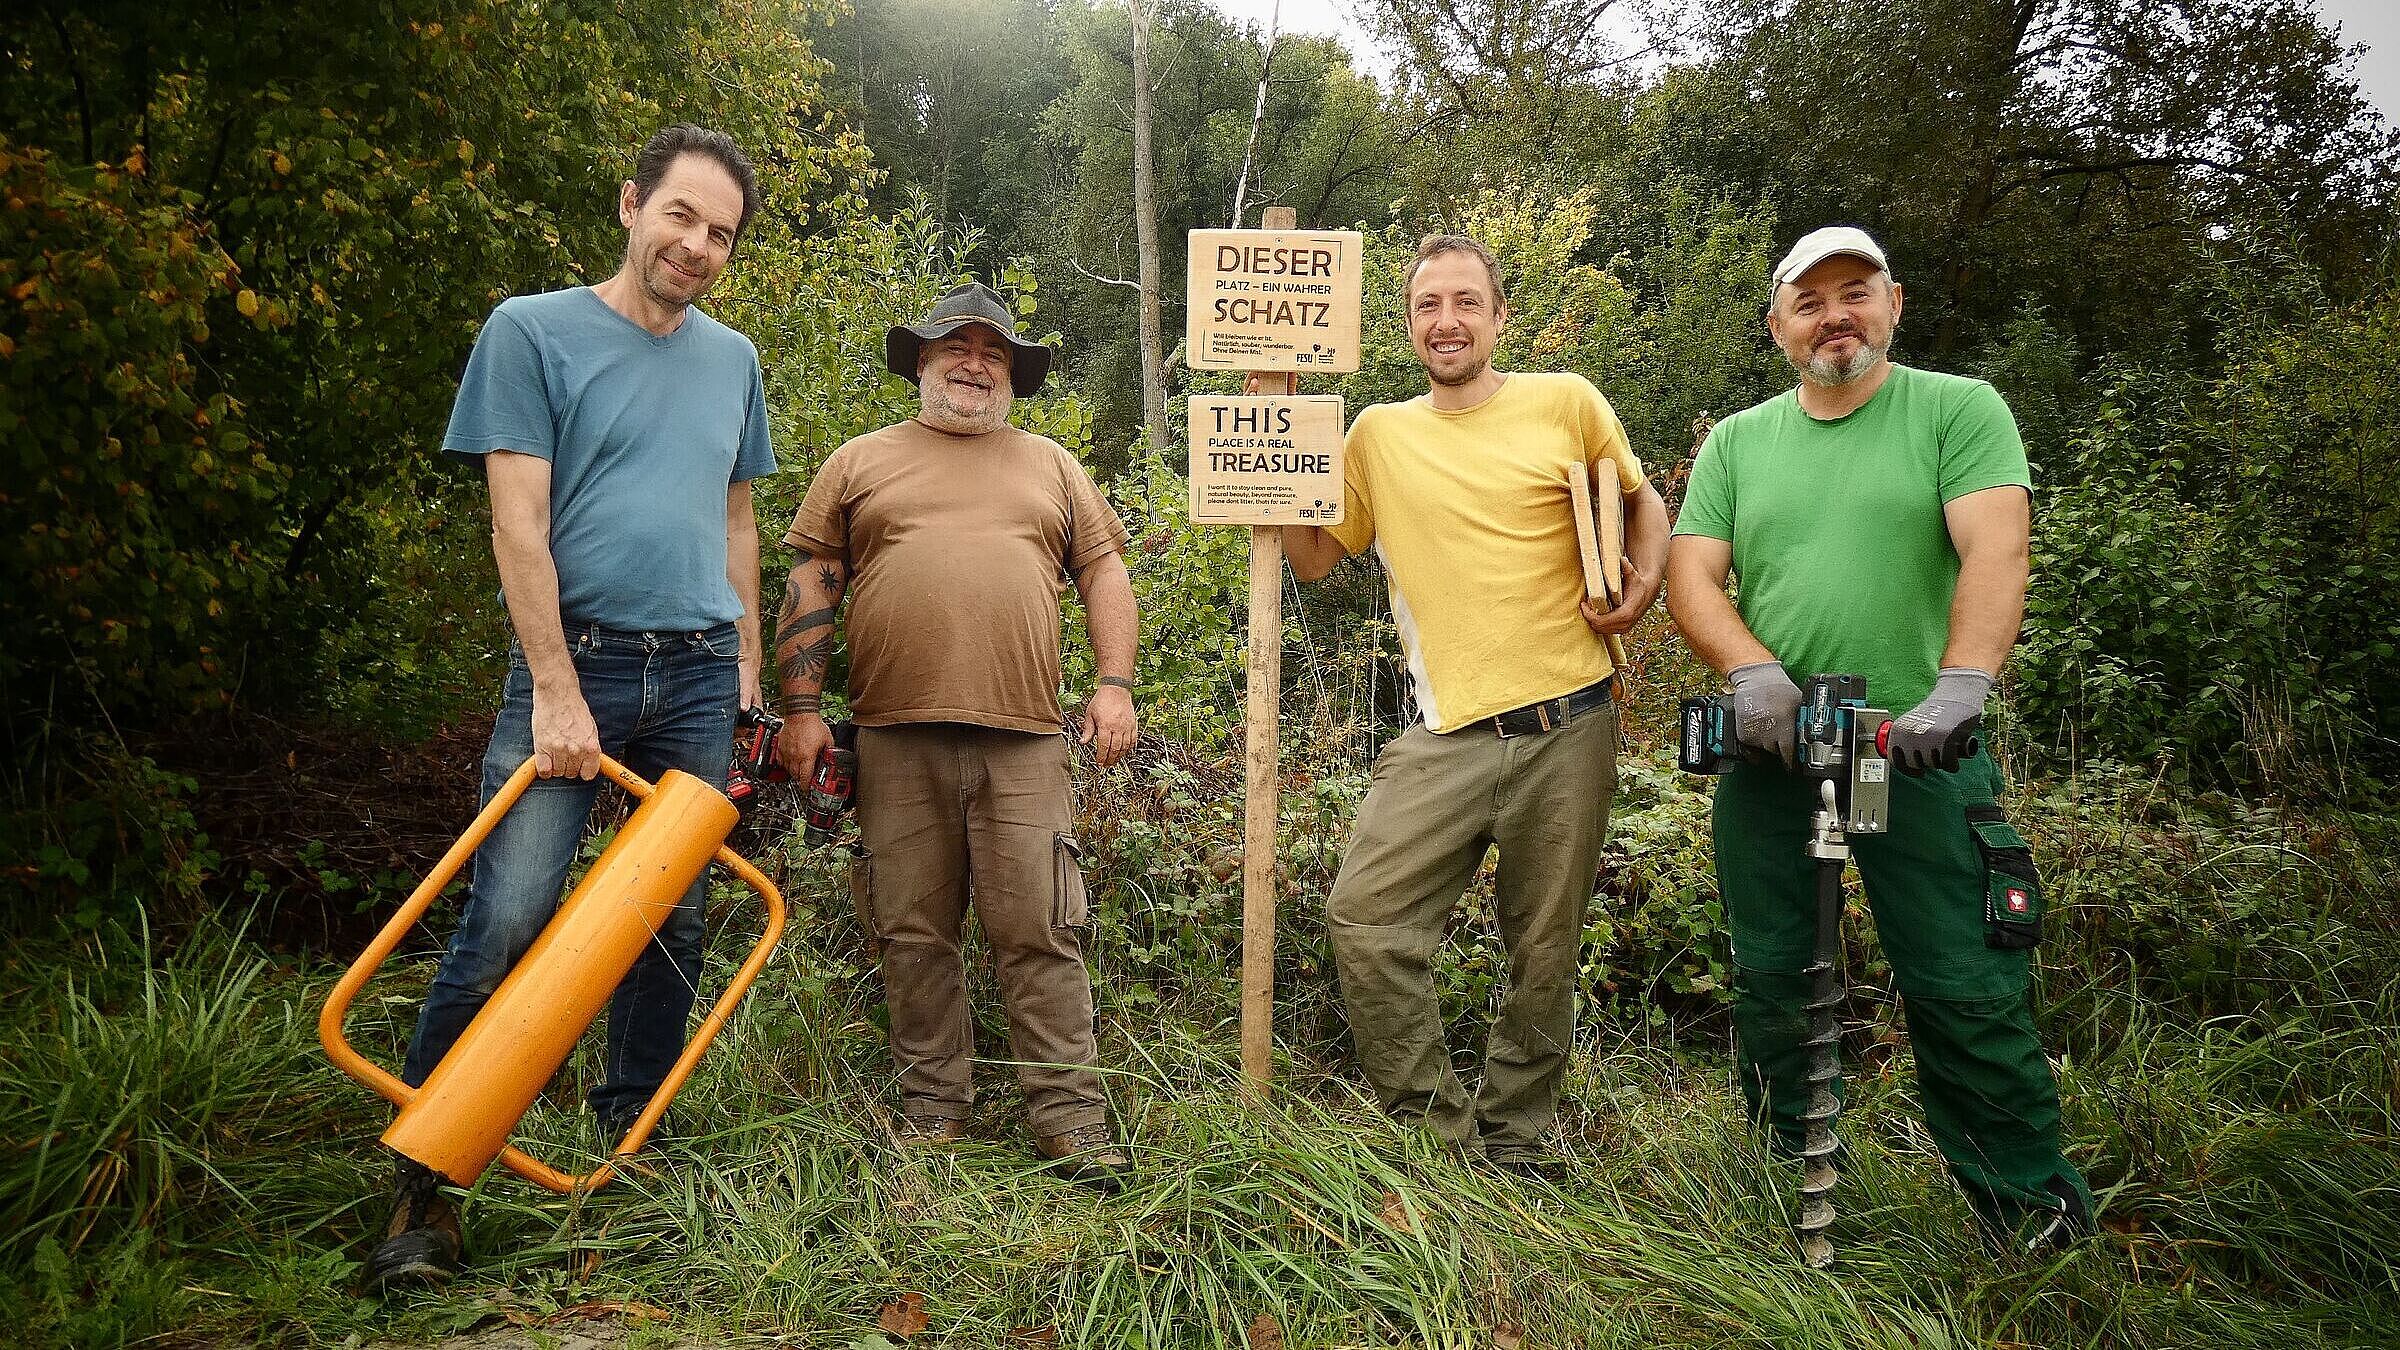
<box><xmin>1246</xmin><ymin>1311</ymin><xmax>1286</xmax><ymax>1349</ymax></box>
<box><xmin>1494</xmin><ymin>1320</ymin><xmax>1527</xmax><ymax>1349</ymax></box>
<box><xmin>878</xmin><ymin>1291</ymin><xmax>930</xmax><ymax>1338</ymax></box>
<box><xmin>1009</xmin><ymin>1327</ymin><xmax>1059</xmax><ymax>1346</ymax></box>
<box><xmin>1379</xmin><ymin>1189</ymin><xmax>1417</xmax><ymax>1233</ymax></box>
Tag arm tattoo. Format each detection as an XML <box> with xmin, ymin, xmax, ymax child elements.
<box><xmin>817</xmin><ymin>563</ymin><xmax>842</xmax><ymax>593</ymax></box>
<box><xmin>782</xmin><ymin>605</ymin><xmax>838</xmax><ymax>634</ymax></box>
<box><xmin>773</xmin><ymin>584</ymin><xmax>808</xmax><ymax>629</ymax></box>
<box><xmin>776</xmin><ymin>633</ymin><xmax>834</xmax><ymax>688</ymax></box>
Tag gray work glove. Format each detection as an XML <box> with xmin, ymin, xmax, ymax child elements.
<box><xmin>1728</xmin><ymin>661</ymin><xmax>1803</xmax><ymax>770</ymax></box>
<box><xmin>1887</xmin><ymin>668</ymin><xmax>1993</xmax><ymax>775</ymax></box>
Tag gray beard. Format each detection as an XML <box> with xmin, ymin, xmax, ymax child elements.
<box><xmin>1797</xmin><ymin>337</ymin><xmax>1887</xmax><ymax>386</ymax></box>
<box><xmin>919</xmin><ymin>387</ymin><xmax>1011</xmax><ymax>435</ymax></box>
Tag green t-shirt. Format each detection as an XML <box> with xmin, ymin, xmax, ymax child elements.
<box><xmin>1673</xmin><ymin>364</ymin><xmax>2030</xmax><ymax>712</ymax></box>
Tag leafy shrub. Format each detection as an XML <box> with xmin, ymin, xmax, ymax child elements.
<box><xmin>2015</xmin><ymin>288</ymin><xmax>2400</xmax><ymax>786</ymax></box>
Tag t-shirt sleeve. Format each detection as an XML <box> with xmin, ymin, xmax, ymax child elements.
<box><xmin>732</xmin><ymin>353</ymin><xmax>777</xmax><ymax>484</ymax></box>
<box><xmin>442</xmin><ymin>307</ymin><xmax>553</xmax><ymax>463</ymax></box>
<box><xmin>781</xmin><ymin>449</ymin><xmax>852</xmax><ymax>560</ymax></box>
<box><xmin>1674</xmin><ymin>422</ymin><xmax>1736</xmax><ymax>542</ymax></box>
<box><xmin>1062</xmin><ymin>450</ymin><xmax>1132</xmax><ymax>573</ymax></box>
<box><xmin>1937</xmin><ymin>380</ymin><xmax>2032</xmax><ymax>502</ymax></box>
<box><xmin>1573</xmin><ymin>376</ymin><xmax>1645</xmax><ymax>494</ymax></box>
<box><xmin>1326</xmin><ymin>409</ymin><xmax>1376</xmax><ymax>557</ymax></box>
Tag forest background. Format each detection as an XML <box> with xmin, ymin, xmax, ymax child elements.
<box><xmin>2</xmin><ymin>0</ymin><xmax>2397</xmax><ymax>1346</ymax></box>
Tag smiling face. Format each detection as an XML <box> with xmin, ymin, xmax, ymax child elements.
<box><xmin>617</xmin><ymin>152</ymin><xmax>744</xmax><ymax>313</ymax></box>
<box><xmin>915</xmin><ymin>323</ymin><xmax>1015</xmax><ymax>434</ymax></box>
<box><xmin>1407</xmin><ymin>249</ymin><xmax>1507</xmax><ymax>389</ymax></box>
<box><xmin>1769</xmin><ymin>254</ymin><xmax>1903</xmax><ymax>386</ymax></box>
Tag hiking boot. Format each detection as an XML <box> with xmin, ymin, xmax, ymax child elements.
<box><xmin>1033</xmin><ymin>1123</ymin><xmax>1132</xmax><ymax>1193</ymax></box>
<box><xmin>360</xmin><ymin>1157</ymin><xmax>462</xmax><ymax>1295</ymax></box>
<box><xmin>892</xmin><ymin>1113</ymin><xmax>968</xmax><ymax>1147</ymax></box>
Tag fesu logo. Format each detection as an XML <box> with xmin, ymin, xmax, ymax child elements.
<box><xmin>2005</xmin><ymin>887</ymin><xmax>2031</xmax><ymax>914</ymax></box>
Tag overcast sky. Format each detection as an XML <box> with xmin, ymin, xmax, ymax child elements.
<box><xmin>1211</xmin><ymin>0</ymin><xmax>2398</xmax><ymax>127</ymax></box>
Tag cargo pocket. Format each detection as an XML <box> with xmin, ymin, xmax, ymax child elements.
<box><xmin>1051</xmin><ymin>832</ymin><xmax>1090</xmax><ymax>931</ymax></box>
<box><xmin>849</xmin><ymin>846</ymin><xmax>882</xmax><ymax>959</ymax></box>
<box><xmin>1965</xmin><ymin>805</ymin><xmax>2042</xmax><ymax>950</ymax></box>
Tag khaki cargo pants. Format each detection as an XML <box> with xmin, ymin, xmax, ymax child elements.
<box><xmin>852</xmin><ymin>722</ymin><xmax>1105</xmax><ymax>1135</ymax></box>
<box><xmin>1326</xmin><ymin>701</ymin><xmax>1616</xmax><ymax>1154</ymax></box>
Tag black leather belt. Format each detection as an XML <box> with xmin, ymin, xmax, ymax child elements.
<box><xmin>1485</xmin><ymin>678</ymin><xmax>1614</xmax><ymax>738</ymax></box>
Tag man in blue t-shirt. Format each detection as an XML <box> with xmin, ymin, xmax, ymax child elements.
<box><xmin>364</xmin><ymin>124</ymin><xmax>778</xmax><ymax>1293</ymax></box>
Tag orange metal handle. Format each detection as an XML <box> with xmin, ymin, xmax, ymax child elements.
<box><xmin>316</xmin><ymin>755</ymin><xmax>787</xmax><ymax>1194</ymax></box>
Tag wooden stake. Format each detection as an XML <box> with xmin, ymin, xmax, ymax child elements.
<box><xmin>1240</xmin><ymin>204</ymin><xmax>1300</xmax><ymax>1096</ymax></box>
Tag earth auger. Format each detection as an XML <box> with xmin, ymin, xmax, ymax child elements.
<box><xmin>1683</xmin><ymin>673</ymin><xmax>1978</xmax><ymax>1268</ymax></box>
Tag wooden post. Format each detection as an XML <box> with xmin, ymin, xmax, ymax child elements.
<box><xmin>1240</xmin><ymin>204</ymin><xmax>1300</xmax><ymax>1095</ymax></box>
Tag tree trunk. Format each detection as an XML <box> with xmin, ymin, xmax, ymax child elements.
<box><xmin>1130</xmin><ymin>0</ymin><xmax>1168</xmax><ymax>453</ymax></box>
<box><xmin>1231</xmin><ymin>1</ymin><xmax>1282</xmax><ymax>229</ymax></box>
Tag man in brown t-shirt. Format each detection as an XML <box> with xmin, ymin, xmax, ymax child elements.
<box><xmin>773</xmin><ymin>281</ymin><xmax>1138</xmax><ymax>1189</ymax></box>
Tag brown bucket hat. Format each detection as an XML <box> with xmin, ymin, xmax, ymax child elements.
<box><xmin>886</xmin><ymin>281</ymin><xmax>1053</xmax><ymax>395</ymax></box>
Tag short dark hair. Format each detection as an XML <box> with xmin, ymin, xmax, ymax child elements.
<box><xmin>1406</xmin><ymin>234</ymin><xmax>1506</xmax><ymax>309</ymax></box>
<box><xmin>631</xmin><ymin>123</ymin><xmax>760</xmax><ymax>241</ymax></box>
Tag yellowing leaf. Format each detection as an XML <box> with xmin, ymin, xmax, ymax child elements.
<box><xmin>877</xmin><ymin>1292</ymin><xmax>929</xmax><ymax>1339</ymax></box>
<box><xmin>235</xmin><ymin>289</ymin><xmax>259</xmax><ymax>318</ymax></box>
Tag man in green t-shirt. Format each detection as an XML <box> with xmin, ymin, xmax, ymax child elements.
<box><xmin>1666</xmin><ymin>226</ymin><xmax>2094</xmax><ymax>1250</ymax></box>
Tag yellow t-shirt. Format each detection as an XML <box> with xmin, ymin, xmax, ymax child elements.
<box><xmin>1330</xmin><ymin>372</ymin><xmax>1643</xmax><ymax>733</ymax></box>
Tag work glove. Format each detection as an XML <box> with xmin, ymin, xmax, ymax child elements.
<box><xmin>1728</xmin><ymin>661</ymin><xmax>1803</xmax><ymax>770</ymax></box>
<box><xmin>1886</xmin><ymin>668</ymin><xmax>1992</xmax><ymax>775</ymax></box>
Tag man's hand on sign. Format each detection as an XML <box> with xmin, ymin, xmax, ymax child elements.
<box><xmin>778</xmin><ymin>712</ymin><xmax>833</xmax><ymax>782</ymax></box>
<box><xmin>532</xmin><ymin>688</ymin><xmax>602</xmax><ymax>780</ymax></box>
<box><xmin>1578</xmin><ymin>556</ymin><xmax>1660</xmax><ymax>636</ymax></box>
<box><xmin>1079</xmin><ymin>684</ymin><xmax>1138</xmax><ymax>768</ymax></box>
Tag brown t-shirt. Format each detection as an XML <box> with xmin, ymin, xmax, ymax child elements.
<box><xmin>782</xmin><ymin>419</ymin><xmax>1130</xmax><ymax>734</ymax></box>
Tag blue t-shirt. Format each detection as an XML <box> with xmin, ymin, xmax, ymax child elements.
<box><xmin>443</xmin><ymin>287</ymin><xmax>777</xmax><ymax>630</ymax></box>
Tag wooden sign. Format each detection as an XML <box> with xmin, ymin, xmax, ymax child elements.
<box><xmin>1187</xmin><ymin>395</ymin><xmax>1345</xmax><ymax>526</ymax></box>
<box><xmin>1185</xmin><ymin>229</ymin><xmax>1364</xmax><ymax>373</ymax></box>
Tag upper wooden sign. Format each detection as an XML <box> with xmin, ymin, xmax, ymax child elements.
<box><xmin>1185</xmin><ymin>229</ymin><xmax>1364</xmax><ymax>373</ymax></box>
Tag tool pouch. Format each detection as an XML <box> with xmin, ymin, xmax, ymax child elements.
<box><xmin>1964</xmin><ymin>805</ymin><xmax>2042</xmax><ymax>950</ymax></box>
<box><xmin>1051</xmin><ymin>832</ymin><xmax>1090</xmax><ymax>931</ymax></box>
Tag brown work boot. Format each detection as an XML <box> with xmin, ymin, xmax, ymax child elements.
<box><xmin>1033</xmin><ymin>1122</ymin><xmax>1132</xmax><ymax>1193</ymax></box>
<box><xmin>360</xmin><ymin>1157</ymin><xmax>462</xmax><ymax>1295</ymax></box>
<box><xmin>892</xmin><ymin>1112</ymin><xmax>968</xmax><ymax>1147</ymax></box>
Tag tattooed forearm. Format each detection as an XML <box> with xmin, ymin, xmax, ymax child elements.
<box><xmin>775</xmin><ymin>633</ymin><xmax>835</xmax><ymax>696</ymax></box>
<box><xmin>773</xmin><ymin>554</ymin><xmax>849</xmax><ymax>709</ymax></box>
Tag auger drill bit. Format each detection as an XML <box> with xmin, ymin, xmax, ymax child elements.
<box><xmin>1796</xmin><ymin>778</ymin><xmax>1849</xmax><ymax>1269</ymax></box>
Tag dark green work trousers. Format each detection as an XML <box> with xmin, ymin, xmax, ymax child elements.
<box><xmin>1327</xmin><ymin>704</ymin><xmax>1616</xmax><ymax>1155</ymax></box>
<box><xmin>1714</xmin><ymin>751</ymin><xmax>2094</xmax><ymax>1237</ymax></box>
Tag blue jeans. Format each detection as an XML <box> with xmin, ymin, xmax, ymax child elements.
<box><xmin>401</xmin><ymin>621</ymin><xmax>741</xmax><ymax>1126</ymax></box>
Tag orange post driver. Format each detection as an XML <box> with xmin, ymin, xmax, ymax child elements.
<box><xmin>319</xmin><ymin>755</ymin><xmax>785</xmax><ymax>1194</ymax></box>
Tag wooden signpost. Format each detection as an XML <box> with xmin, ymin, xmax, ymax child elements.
<box><xmin>1184</xmin><ymin>206</ymin><xmax>1361</xmax><ymax>1095</ymax></box>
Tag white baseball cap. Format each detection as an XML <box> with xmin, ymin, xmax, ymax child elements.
<box><xmin>1773</xmin><ymin>226</ymin><xmax>1890</xmax><ymax>288</ymax></box>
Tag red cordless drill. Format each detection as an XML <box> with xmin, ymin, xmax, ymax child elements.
<box><xmin>799</xmin><ymin>720</ymin><xmax>859</xmax><ymax>847</ymax></box>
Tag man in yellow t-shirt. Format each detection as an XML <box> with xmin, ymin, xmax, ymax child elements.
<box><xmin>1284</xmin><ymin>234</ymin><xmax>1670</xmax><ymax>1172</ymax></box>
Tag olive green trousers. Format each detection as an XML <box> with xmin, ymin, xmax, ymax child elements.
<box><xmin>1326</xmin><ymin>704</ymin><xmax>1616</xmax><ymax>1154</ymax></box>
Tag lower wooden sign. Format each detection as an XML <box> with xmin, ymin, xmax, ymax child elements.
<box><xmin>1187</xmin><ymin>394</ymin><xmax>1346</xmax><ymax>526</ymax></box>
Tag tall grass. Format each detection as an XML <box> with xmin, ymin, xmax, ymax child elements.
<box><xmin>3</xmin><ymin>752</ymin><xmax>2397</xmax><ymax>1348</ymax></box>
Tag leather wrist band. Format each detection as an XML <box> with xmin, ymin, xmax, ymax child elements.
<box><xmin>1097</xmin><ymin>675</ymin><xmax>1135</xmax><ymax>691</ymax></box>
